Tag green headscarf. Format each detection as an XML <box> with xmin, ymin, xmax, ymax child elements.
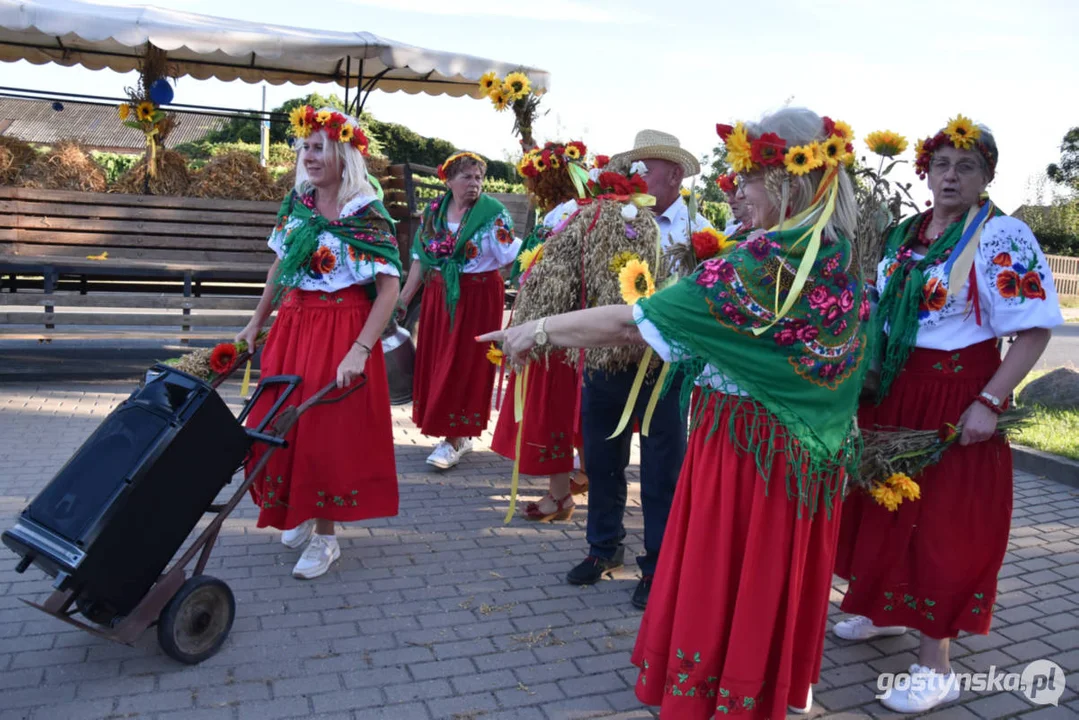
<box><xmin>636</xmin><ymin>227</ymin><xmax>869</xmax><ymax>517</ymax></box>
<box><xmin>411</xmin><ymin>191</ymin><xmax>513</xmax><ymax>324</ymax></box>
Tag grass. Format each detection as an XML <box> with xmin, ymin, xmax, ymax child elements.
<box><xmin>1013</xmin><ymin>369</ymin><xmax>1079</xmax><ymax>461</ymax></box>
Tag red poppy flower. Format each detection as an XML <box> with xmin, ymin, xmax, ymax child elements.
<box><xmin>992</xmin><ymin>252</ymin><xmax>1012</xmax><ymax>267</ymax></box>
<box><xmin>209</xmin><ymin>343</ymin><xmax>237</xmax><ymax>374</ymax></box>
<box><xmin>692</xmin><ymin>231</ymin><xmax>720</xmax><ymax>261</ymax></box>
<box><xmin>750</xmin><ymin>132</ymin><xmax>787</xmax><ymax>167</ymax></box>
<box><xmin>1020</xmin><ymin>271</ymin><xmax>1046</xmax><ymax>300</ymax></box>
<box><xmin>324</xmin><ymin>123</ymin><xmax>341</xmax><ymax>142</ymax></box>
<box><xmin>310</xmin><ymin>246</ymin><xmax>337</xmax><ymax>274</ymax></box>
<box><xmin>496</xmin><ymin>228</ymin><xmax>513</xmax><ymax>245</ymax></box>
<box><xmin>996</xmin><ymin>269</ymin><xmax>1020</xmax><ymax>299</ymax></box>
<box><xmin>822</xmin><ymin>117</ymin><xmax>836</xmax><ymax>137</ymax></box>
<box><xmin>628</xmin><ymin>175</ymin><xmax>647</xmax><ymax>194</ymax></box>
<box><xmin>465</xmin><ymin>240</ymin><xmax>479</xmax><ymax>260</ymax></box>
<box><xmin>919</xmin><ymin>277</ymin><xmax>948</xmax><ymax>312</ymax></box>
<box><xmin>715</xmin><ymin>124</ymin><xmax>734</xmax><ymax>141</ymax></box>
<box><xmin>594</xmin><ymin>155</ymin><xmax>610</xmax><ymax>169</ymax></box>
<box><xmin>716</xmin><ymin>173</ymin><xmax>737</xmax><ymax>194</ymax></box>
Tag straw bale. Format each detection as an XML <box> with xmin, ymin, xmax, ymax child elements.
<box><xmin>272</xmin><ymin>167</ymin><xmax>296</xmax><ymax>199</ymax></box>
<box><xmin>0</xmin><ymin>136</ymin><xmax>37</xmax><ymax>185</ymax></box>
<box><xmin>110</xmin><ymin>150</ymin><xmax>191</xmax><ymax>196</ymax></box>
<box><xmin>187</xmin><ymin>151</ymin><xmax>275</xmax><ymax>201</ymax></box>
<box><xmin>19</xmin><ymin>140</ymin><xmax>107</xmax><ymax>192</ymax></box>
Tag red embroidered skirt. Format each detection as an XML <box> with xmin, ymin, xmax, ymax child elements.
<box><xmin>246</xmin><ymin>286</ymin><xmax>398</xmax><ymax>530</ymax></box>
<box><xmin>490</xmin><ymin>353</ymin><xmax>582</xmax><ymax>475</ymax></box>
<box><xmin>835</xmin><ymin>339</ymin><xmax>1011</xmax><ymax>637</ymax></box>
<box><xmin>631</xmin><ymin>394</ymin><xmax>843</xmax><ymax>720</ymax></box>
<box><xmin>412</xmin><ymin>270</ymin><xmax>503</xmax><ymax>437</ymax></box>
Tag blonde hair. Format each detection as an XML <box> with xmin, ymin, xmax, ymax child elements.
<box><xmin>744</xmin><ymin>107</ymin><xmax>858</xmax><ymax>240</ymax></box>
<box><xmin>294</xmin><ymin>107</ymin><xmax>375</xmax><ymax>207</ymax></box>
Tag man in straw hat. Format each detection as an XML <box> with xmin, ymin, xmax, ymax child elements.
<box><xmin>565</xmin><ymin>130</ymin><xmax>711</xmax><ymax>610</ymax></box>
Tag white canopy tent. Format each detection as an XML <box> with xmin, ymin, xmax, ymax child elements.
<box><xmin>0</xmin><ymin>0</ymin><xmax>550</xmax><ymax>110</ymax></box>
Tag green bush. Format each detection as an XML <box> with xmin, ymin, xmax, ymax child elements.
<box><xmin>90</xmin><ymin>152</ymin><xmax>140</xmax><ymax>184</ymax></box>
<box><xmin>174</xmin><ymin>140</ymin><xmax>295</xmax><ymax>168</ymax></box>
<box><xmin>700</xmin><ymin>200</ymin><xmax>732</xmax><ymax>230</ymax></box>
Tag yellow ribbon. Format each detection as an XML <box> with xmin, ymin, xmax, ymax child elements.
<box><xmin>240</xmin><ymin>359</ymin><xmax>252</xmax><ymax>397</ymax></box>
<box><xmin>504</xmin><ymin>365</ymin><xmax>529</xmax><ymax>524</ymax></box>
<box><xmin>145</xmin><ymin>127</ymin><xmax>159</xmax><ymax>178</ymax></box>
<box><xmin>605</xmin><ymin>347</ymin><xmax>653</xmax><ymax>440</ymax></box>
<box><xmin>752</xmin><ymin>174</ymin><xmax>840</xmax><ymax>336</ymax></box>
<box><xmin>640</xmin><ymin>360</ymin><xmax>670</xmax><ymax>435</ymax></box>
<box><xmin>629</xmin><ymin>193</ymin><xmax>656</xmax><ymax>208</ymax></box>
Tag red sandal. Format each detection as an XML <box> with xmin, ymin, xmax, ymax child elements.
<box><xmin>523</xmin><ymin>492</ymin><xmax>575</xmax><ymax>522</ymax></box>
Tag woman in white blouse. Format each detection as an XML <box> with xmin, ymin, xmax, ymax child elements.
<box><xmin>400</xmin><ymin>152</ymin><xmax>521</xmax><ymax>470</ymax></box>
<box><xmin>237</xmin><ymin>106</ymin><xmax>401</xmax><ymax>580</ymax></box>
<box><xmin>833</xmin><ymin>118</ymin><xmax>1063</xmax><ymax>713</ymax></box>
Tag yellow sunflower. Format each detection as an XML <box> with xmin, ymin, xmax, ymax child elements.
<box><xmin>864</xmin><ymin>130</ymin><xmax>909</xmax><ymax>158</ymax></box>
<box><xmin>868</xmin><ymin>482</ymin><xmax>902</xmax><ymax>512</ymax></box>
<box><xmin>117</xmin><ymin>104</ymin><xmax>131</xmax><ymax>121</ymax></box>
<box><xmin>135</xmin><ymin>101</ymin><xmax>155</xmax><ymax>123</ymax></box>
<box><xmin>680</xmin><ymin>187</ymin><xmax>691</xmax><ymax>198</ymax></box>
<box><xmin>289</xmin><ymin>106</ymin><xmax>311</xmax><ymax>137</ymax></box>
<box><xmin>831</xmin><ymin>119</ymin><xmax>854</xmax><ymax>142</ymax></box>
<box><xmin>726</xmin><ymin>122</ymin><xmax>754</xmax><ymax>173</ymax></box>
<box><xmin>618</xmin><ymin>258</ymin><xmax>656</xmax><ymax>305</ymax></box>
<box><xmin>944</xmin><ymin>114</ymin><xmax>980</xmax><ymax>150</ymax></box>
<box><xmin>486</xmin><ymin>343</ymin><xmax>504</xmax><ymax>366</ymax></box>
<box><xmin>548</xmin><ymin>155</ymin><xmax>562</xmax><ymax>169</ymax></box>
<box><xmin>339</xmin><ymin>124</ymin><xmax>355</xmax><ymax>143</ymax></box>
<box><xmin>479</xmin><ymin>71</ymin><xmax>500</xmax><ymax>96</ymax></box>
<box><xmin>784</xmin><ymin>143</ymin><xmax>821</xmax><ymax>176</ymax></box>
<box><xmin>533</xmin><ymin>155</ymin><xmax>549</xmax><ymax>172</ymax></box>
<box><xmin>518</xmin><ymin>243</ymin><xmax>545</xmax><ymax>274</ymax></box>
<box><xmin>564</xmin><ymin>145</ymin><xmax>581</xmax><ymax>160</ymax></box>
<box><xmin>885</xmin><ymin>472</ymin><xmax>921</xmax><ymax>501</ymax></box>
<box><xmin>608</xmin><ymin>250</ymin><xmax>640</xmax><ymax>275</ymax></box>
<box><xmin>490</xmin><ymin>87</ymin><xmax>512</xmax><ymax>112</ymax></box>
<box><xmin>914</xmin><ymin>138</ymin><xmax>926</xmax><ymax>158</ymax></box>
<box><xmin>820</xmin><ymin>136</ymin><xmax>848</xmax><ymax>167</ymax></box>
<box><xmin>503</xmin><ymin>72</ymin><xmax>531</xmax><ymax>100</ymax></box>
<box><xmin>315</xmin><ymin>110</ymin><xmax>333</xmax><ymax>125</ymax></box>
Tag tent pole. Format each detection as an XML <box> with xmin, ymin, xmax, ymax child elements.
<box><xmin>344</xmin><ymin>56</ymin><xmax>351</xmax><ymax>113</ymax></box>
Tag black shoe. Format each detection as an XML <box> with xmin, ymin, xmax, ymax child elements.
<box><xmin>631</xmin><ymin>575</ymin><xmax>653</xmax><ymax>610</ymax></box>
<box><xmin>566</xmin><ymin>549</ymin><xmax>625</xmax><ymax>585</ymax></box>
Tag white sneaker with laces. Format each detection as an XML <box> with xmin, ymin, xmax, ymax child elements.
<box><xmin>292</xmin><ymin>534</ymin><xmax>340</xmax><ymax>579</ymax></box>
<box><xmin>281</xmin><ymin>519</ymin><xmax>314</xmax><ymax>549</ymax></box>
<box><xmin>788</xmin><ymin>685</ymin><xmax>813</xmax><ymax>714</ymax></box>
<box><xmin>833</xmin><ymin>615</ymin><xmax>908</xmax><ymax>641</ymax></box>
<box><xmin>456</xmin><ymin>438</ymin><xmax>473</xmax><ymax>458</ymax></box>
<box><xmin>879</xmin><ymin>664</ymin><xmax>960</xmax><ymax>713</ymax></box>
<box><xmin>427</xmin><ymin>439</ymin><xmax>472</xmax><ymax>469</ymax></box>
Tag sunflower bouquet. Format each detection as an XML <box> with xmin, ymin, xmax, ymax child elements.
<box><xmin>478</xmin><ymin>69</ymin><xmax>544</xmax><ymax>150</ymax></box>
<box><xmin>851</xmin><ymin>128</ymin><xmax>920</xmax><ymax>283</ymax></box>
<box><xmin>854</xmin><ymin>407</ymin><xmax>1033</xmax><ymax>511</ymax></box>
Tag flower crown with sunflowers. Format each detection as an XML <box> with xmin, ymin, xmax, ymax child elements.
<box><xmin>716</xmin><ymin>116</ymin><xmax>855</xmax><ymax>178</ymax></box>
<box><xmin>288</xmin><ymin>106</ymin><xmax>370</xmax><ymax>154</ymax></box>
<box><xmin>517</xmin><ymin>141</ymin><xmax>588</xmax><ymax>178</ymax></box>
<box><xmin>438</xmin><ymin>151</ymin><xmax>487</xmax><ymax>181</ymax></box>
<box><xmin>913</xmin><ymin>114</ymin><xmax>997</xmax><ymax>180</ymax></box>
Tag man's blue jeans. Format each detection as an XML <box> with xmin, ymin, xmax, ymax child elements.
<box><xmin>581</xmin><ymin>366</ymin><xmax>687</xmax><ymax>576</ymax></box>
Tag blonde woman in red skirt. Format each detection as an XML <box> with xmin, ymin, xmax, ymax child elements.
<box><xmin>399</xmin><ymin>153</ymin><xmax>520</xmax><ymax>469</ymax></box>
<box><xmin>236</xmin><ymin>106</ymin><xmax>401</xmax><ymax>580</ymax></box>
<box><xmin>833</xmin><ymin>117</ymin><xmax>1063</xmax><ymax>713</ymax></box>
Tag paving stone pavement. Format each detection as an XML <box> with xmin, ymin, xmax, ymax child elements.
<box><xmin>0</xmin><ymin>377</ymin><xmax>1078</xmax><ymax>720</ymax></box>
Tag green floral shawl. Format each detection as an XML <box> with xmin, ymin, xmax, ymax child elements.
<box><xmin>411</xmin><ymin>192</ymin><xmax>513</xmax><ymax>323</ymax></box>
<box><xmin>636</xmin><ymin>228</ymin><xmax>870</xmax><ymax>516</ymax></box>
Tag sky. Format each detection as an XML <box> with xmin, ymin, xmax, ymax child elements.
<box><xmin>4</xmin><ymin>0</ymin><xmax>1078</xmax><ymax>212</ymax></box>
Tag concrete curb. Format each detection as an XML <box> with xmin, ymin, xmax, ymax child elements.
<box><xmin>1013</xmin><ymin>444</ymin><xmax>1079</xmax><ymax>489</ymax></box>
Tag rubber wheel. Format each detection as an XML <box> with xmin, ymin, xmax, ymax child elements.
<box><xmin>157</xmin><ymin>575</ymin><xmax>235</xmax><ymax>664</ymax></box>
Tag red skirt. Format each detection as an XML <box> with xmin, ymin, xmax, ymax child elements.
<box><xmin>631</xmin><ymin>394</ymin><xmax>843</xmax><ymax>720</ymax></box>
<box><xmin>490</xmin><ymin>353</ymin><xmax>583</xmax><ymax>475</ymax></box>
<box><xmin>835</xmin><ymin>339</ymin><xmax>1011</xmax><ymax>637</ymax></box>
<box><xmin>246</xmin><ymin>287</ymin><xmax>398</xmax><ymax>529</ymax></box>
<box><xmin>412</xmin><ymin>270</ymin><xmax>502</xmax><ymax>437</ymax></box>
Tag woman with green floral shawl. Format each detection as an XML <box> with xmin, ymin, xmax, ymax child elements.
<box><xmin>236</xmin><ymin>107</ymin><xmax>402</xmax><ymax>581</ymax></box>
<box><xmin>398</xmin><ymin>152</ymin><xmax>520</xmax><ymax>470</ymax></box>
<box><xmin>832</xmin><ymin>117</ymin><xmax>1063</xmax><ymax>714</ymax></box>
<box><xmin>481</xmin><ymin>108</ymin><xmax>868</xmax><ymax>719</ymax></box>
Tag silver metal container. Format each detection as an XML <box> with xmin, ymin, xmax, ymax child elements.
<box><xmin>381</xmin><ymin>318</ymin><xmax>415</xmax><ymax>405</ymax></box>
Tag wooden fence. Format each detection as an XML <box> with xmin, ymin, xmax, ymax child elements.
<box><xmin>1048</xmin><ymin>254</ymin><xmax>1079</xmax><ymax>297</ymax></box>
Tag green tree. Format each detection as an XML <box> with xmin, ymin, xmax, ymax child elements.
<box><xmin>697</xmin><ymin>141</ymin><xmax>731</xmax><ymax>203</ymax></box>
<box><xmin>1047</xmin><ymin>127</ymin><xmax>1079</xmax><ymax>191</ymax></box>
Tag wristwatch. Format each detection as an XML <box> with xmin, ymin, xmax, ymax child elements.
<box><xmin>979</xmin><ymin>391</ymin><xmax>1003</xmax><ymax>409</ymax></box>
<box><xmin>534</xmin><ymin>318</ymin><xmax>549</xmax><ymax>348</ymax></box>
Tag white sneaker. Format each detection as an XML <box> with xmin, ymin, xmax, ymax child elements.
<box><xmin>426</xmin><ymin>439</ymin><xmax>472</xmax><ymax>469</ymax></box>
<box><xmin>281</xmin><ymin>519</ymin><xmax>314</xmax><ymax>549</ymax></box>
<box><xmin>833</xmin><ymin>615</ymin><xmax>908</xmax><ymax>641</ymax></box>
<box><xmin>879</xmin><ymin>664</ymin><xmax>960</xmax><ymax>713</ymax></box>
<box><xmin>292</xmin><ymin>534</ymin><xmax>340</xmax><ymax>579</ymax></box>
<box><xmin>789</xmin><ymin>685</ymin><xmax>813</xmax><ymax>714</ymax></box>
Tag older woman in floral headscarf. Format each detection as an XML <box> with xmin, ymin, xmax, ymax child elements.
<box><xmin>833</xmin><ymin>116</ymin><xmax>1063</xmax><ymax>714</ymax></box>
<box><xmin>237</xmin><ymin>106</ymin><xmax>401</xmax><ymax>580</ymax></box>
<box><xmin>399</xmin><ymin>152</ymin><xmax>520</xmax><ymax>470</ymax></box>
<box><xmin>482</xmin><ymin>107</ymin><xmax>868</xmax><ymax>719</ymax></box>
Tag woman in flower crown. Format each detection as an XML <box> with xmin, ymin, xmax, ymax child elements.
<box><xmin>481</xmin><ymin>107</ymin><xmax>868</xmax><ymax>718</ymax></box>
<box><xmin>236</xmin><ymin>106</ymin><xmax>402</xmax><ymax>580</ymax></box>
<box><xmin>832</xmin><ymin>116</ymin><xmax>1063</xmax><ymax>714</ymax></box>
<box><xmin>399</xmin><ymin>152</ymin><xmax>520</xmax><ymax>470</ymax></box>
<box><xmin>491</xmin><ymin>141</ymin><xmax>592</xmax><ymax>520</ymax></box>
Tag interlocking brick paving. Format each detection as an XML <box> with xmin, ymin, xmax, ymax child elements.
<box><xmin>0</xmin><ymin>378</ymin><xmax>1076</xmax><ymax>719</ymax></box>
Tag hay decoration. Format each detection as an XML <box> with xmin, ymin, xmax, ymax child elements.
<box><xmin>110</xmin><ymin>149</ymin><xmax>191</xmax><ymax>196</ymax></box>
<box><xmin>162</xmin><ymin>331</ymin><xmax>268</xmax><ymax>381</ymax></box>
<box><xmin>510</xmin><ymin>199</ymin><xmax>666</xmax><ymax>372</ymax></box>
<box><xmin>18</xmin><ymin>140</ymin><xmax>107</xmax><ymax>192</ymax></box>
<box><xmin>365</xmin><ymin>154</ymin><xmax>390</xmax><ymax>179</ymax></box>
<box><xmin>187</xmin><ymin>151</ymin><xmax>275</xmax><ymax>201</ymax></box>
<box><xmin>0</xmin><ymin>136</ymin><xmax>37</xmax><ymax>186</ymax></box>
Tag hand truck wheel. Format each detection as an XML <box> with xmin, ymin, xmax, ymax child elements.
<box><xmin>157</xmin><ymin>575</ymin><xmax>235</xmax><ymax>664</ymax></box>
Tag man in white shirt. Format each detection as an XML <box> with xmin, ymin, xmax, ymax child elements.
<box><xmin>565</xmin><ymin>130</ymin><xmax>707</xmax><ymax>611</ymax></box>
